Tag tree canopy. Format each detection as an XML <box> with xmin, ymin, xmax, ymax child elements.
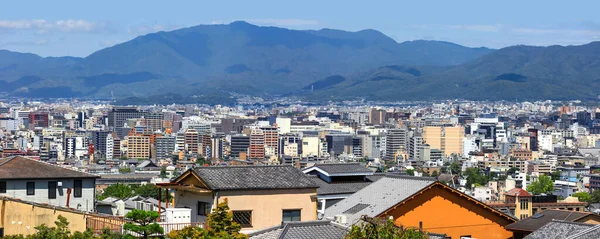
<box><xmin>123</xmin><ymin>209</ymin><xmax>163</xmax><ymax>239</ymax></box>
<box><xmin>527</xmin><ymin>175</ymin><xmax>554</xmax><ymax>195</ymax></box>
<box><xmin>168</xmin><ymin>199</ymin><xmax>247</xmax><ymax>239</ymax></box>
<box><xmin>345</xmin><ymin>216</ymin><xmax>428</xmax><ymax>239</ymax></box>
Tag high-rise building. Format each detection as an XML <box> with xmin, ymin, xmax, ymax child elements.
<box><xmin>91</xmin><ymin>131</ymin><xmax>111</xmax><ymax>159</ymax></box>
<box><xmin>423</xmin><ymin>126</ymin><xmax>464</xmax><ymax>157</ymax></box>
<box><xmin>279</xmin><ymin>134</ymin><xmax>300</xmax><ymax>157</ymax></box>
<box><xmin>127</xmin><ymin>135</ymin><xmax>150</xmax><ymax>159</ymax></box>
<box><xmin>261</xmin><ymin>126</ymin><xmax>278</xmax><ymax>158</ymax></box>
<box><xmin>409</xmin><ymin>136</ymin><xmax>424</xmax><ymax>160</ymax></box>
<box><xmin>369</xmin><ymin>108</ymin><xmax>386</xmax><ymax>125</ymax></box>
<box><xmin>326</xmin><ymin>134</ymin><xmax>352</xmax><ymax>157</ymax></box>
<box><xmin>77</xmin><ymin>111</ymin><xmax>87</xmax><ymax>128</ymax></box>
<box><xmin>577</xmin><ymin>111</ymin><xmax>592</xmax><ymax>127</ymax></box>
<box><xmin>201</xmin><ymin>134</ymin><xmax>212</xmax><ymax>157</ymax></box>
<box><xmin>28</xmin><ymin>112</ymin><xmax>49</xmax><ymax>128</ymax></box>
<box><xmin>184</xmin><ymin>128</ymin><xmax>200</xmax><ymax>154</ymax></box>
<box><xmin>249</xmin><ymin>128</ymin><xmax>265</xmax><ymax>159</ymax></box>
<box><xmin>156</xmin><ymin>136</ymin><xmax>176</xmax><ymax>160</ymax></box>
<box><xmin>211</xmin><ymin>134</ymin><xmax>225</xmax><ymax>159</ymax></box>
<box><xmin>230</xmin><ymin>134</ymin><xmax>250</xmax><ymax>158</ymax></box>
<box><xmin>385</xmin><ymin>128</ymin><xmax>408</xmax><ymax>160</ymax></box>
<box><xmin>108</xmin><ymin>107</ymin><xmax>146</xmax><ymax>128</ymax></box>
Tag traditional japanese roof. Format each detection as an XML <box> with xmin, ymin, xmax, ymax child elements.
<box><xmin>0</xmin><ymin>156</ymin><xmax>98</xmax><ymax>180</ymax></box>
<box><xmin>248</xmin><ymin>220</ymin><xmax>349</xmax><ymax>239</ymax></box>
<box><xmin>309</xmin><ymin>176</ymin><xmax>372</xmax><ymax>195</ymax></box>
<box><xmin>525</xmin><ymin>220</ymin><xmax>600</xmax><ymax>239</ymax></box>
<box><xmin>185</xmin><ymin>165</ymin><xmax>318</xmax><ymax>191</ymax></box>
<box><xmin>303</xmin><ymin>163</ymin><xmax>374</xmax><ymax>176</ymax></box>
<box><xmin>506</xmin><ymin>209</ymin><xmax>600</xmax><ymax>232</ymax></box>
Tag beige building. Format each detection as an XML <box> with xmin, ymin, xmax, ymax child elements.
<box><xmin>127</xmin><ymin>135</ymin><xmax>150</xmax><ymax>159</ymax></box>
<box><xmin>159</xmin><ymin>165</ymin><xmax>318</xmax><ymax>233</ymax></box>
<box><xmin>423</xmin><ymin>126</ymin><xmax>464</xmax><ymax>156</ymax></box>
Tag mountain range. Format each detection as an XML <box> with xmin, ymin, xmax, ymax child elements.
<box><xmin>0</xmin><ymin>21</ymin><xmax>598</xmax><ymax>102</ymax></box>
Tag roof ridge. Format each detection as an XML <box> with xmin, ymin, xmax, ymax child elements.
<box><xmin>566</xmin><ymin>224</ymin><xmax>600</xmax><ymax>239</ymax></box>
<box><xmin>196</xmin><ymin>165</ymin><xmax>292</xmax><ymax>169</ymax></box>
<box><xmin>384</xmin><ymin>174</ymin><xmax>437</xmax><ymax>181</ymax></box>
<box><xmin>0</xmin><ymin>156</ymin><xmax>17</xmax><ymax>167</ymax></box>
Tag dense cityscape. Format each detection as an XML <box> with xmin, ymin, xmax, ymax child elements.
<box><xmin>3</xmin><ymin>1</ymin><xmax>600</xmax><ymax>238</ymax></box>
<box><xmin>2</xmin><ymin>98</ymin><xmax>600</xmax><ymax>238</ymax></box>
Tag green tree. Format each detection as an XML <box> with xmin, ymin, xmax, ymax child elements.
<box><xmin>431</xmin><ymin>171</ymin><xmax>439</xmax><ymax>178</ymax></box>
<box><xmin>405</xmin><ymin>169</ymin><xmax>415</xmax><ymax>176</ymax></box>
<box><xmin>168</xmin><ymin>199</ymin><xmax>247</xmax><ymax>239</ymax></box>
<box><xmin>465</xmin><ymin>167</ymin><xmax>488</xmax><ymax>189</ymax></box>
<box><xmin>527</xmin><ymin>175</ymin><xmax>554</xmax><ymax>195</ymax></box>
<box><xmin>549</xmin><ymin>171</ymin><xmax>562</xmax><ymax>181</ymax></box>
<box><xmin>123</xmin><ymin>210</ymin><xmax>163</xmax><ymax>239</ymax></box>
<box><xmin>450</xmin><ymin>162</ymin><xmax>461</xmax><ymax>175</ymax></box>
<box><xmin>572</xmin><ymin>192</ymin><xmax>591</xmax><ymax>203</ymax></box>
<box><xmin>345</xmin><ymin>216</ymin><xmax>427</xmax><ymax>239</ymax></box>
<box><xmin>98</xmin><ymin>183</ymin><xmax>134</xmax><ymax>200</ymax></box>
<box><xmin>131</xmin><ymin>184</ymin><xmax>172</xmax><ymax>202</ymax></box>
<box><xmin>507</xmin><ymin>167</ymin><xmax>519</xmax><ymax>175</ymax></box>
<box><xmin>160</xmin><ymin>167</ymin><xmax>167</xmax><ymax>179</ymax></box>
<box><xmin>591</xmin><ymin>190</ymin><xmax>600</xmax><ymax>204</ymax></box>
<box><xmin>119</xmin><ymin>167</ymin><xmax>131</xmax><ymax>173</ymax></box>
<box><xmin>3</xmin><ymin>216</ymin><xmax>122</xmax><ymax>239</ymax></box>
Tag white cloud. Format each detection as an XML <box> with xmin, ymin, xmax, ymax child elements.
<box><xmin>0</xmin><ymin>19</ymin><xmax>104</xmax><ymax>33</ymax></box>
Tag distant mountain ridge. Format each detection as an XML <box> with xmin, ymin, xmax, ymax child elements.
<box><xmin>305</xmin><ymin>42</ymin><xmax>600</xmax><ymax>101</ymax></box>
<box><xmin>0</xmin><ymin>21</ymin><xmax>494</xmax><ymax>100</ymax></box>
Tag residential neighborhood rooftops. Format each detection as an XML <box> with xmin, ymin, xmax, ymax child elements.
<box><xmin>248</xmin><ymin>220</ymin><xmax>349</xmax><ymax>239</ymax></box>
<box><xmin>0</xmin><ymin>156</ymin><xmax>99</xmax><ymax>180</ymax></box>
<box><xmin>191</xmin><ymin>165</ymin><xmax>318</xmax><ymax>191</ymax></box>
<box><xmin>525</xmin><ymin>221</ymin><xmax>600</xmax><ymax>239</ymax></box>
<box><xmin>323</xmin><ymin>175</ymin><xmax>436</xmax><ymax>225</ymax></box>
<box><xmin>303</xmin><ymin>163</ymin><xmax>374</xmax><ymax>176</ymax></box>
<box><xmin>309</xmin><ymin>176</ymin><xmax>372</xmax><ymax>195</ymax></box>
<box><xmin>506</xmin><ymin>209</ymin><xmax>600</xmax><ymax>232</ymax></box>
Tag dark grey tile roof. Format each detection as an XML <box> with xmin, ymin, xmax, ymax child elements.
<box><xmin>525</xmin><ymin>221</ymin><xmax>599</xmax><ymax>239</ymax></box>
<box><xmin>193</xmin><ymin>165</ymin><xmax>318</xmax><ymax>191</ymax></box>
<box><xmin>310</xmin><ymin>176</ymin><xmax>372</xmax><ymax>195</ymax></box>
<box><xmin>0</xmin><ymin>156</ymin><xmax>99</xmax><ymax>180</ymax></box>
<box><xmin>249</xmin><ymin>221</ymin><xmax>349</xmax><ymax>239</ymax></box>
<box><xmin>506</xmin><ymin>209</ymin><xmax>595</xmax><ymax>232</ymax></box>
<box><xmin>324</xmin><ymin>175</ymin><xmax>436</xmax><ymax>225</ymax></box>
<box><xmin>304</xmin><ymin>163</ymin><xmax>374</xmax><ymax>176</ymax></box>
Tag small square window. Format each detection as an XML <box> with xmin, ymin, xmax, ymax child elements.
<box><xmin>232</xmin><ymin>211</ymin><xmax>252</xmax><ymax>227</ymax></box>
<box><xmin>26</xmin><ymin>182</ymin><xmax>35</xmax><ymax>195</ymax></box>
<box><xmin>282</xmin><ymin>209</ymin><xmax>301</xmax><ymax>222</ymax></box>
<box><xmin>197</xmin><ymin>201</ymin><xmax>211</xmax><ymax>216</ymax></box>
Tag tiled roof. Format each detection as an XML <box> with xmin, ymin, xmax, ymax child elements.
<box><xmin>323</xmin><ymin>175</ymin><xmax>436</xmax><ymax>225</ymax></box>
<box><xmin>506</xmin><ymin>188</ymin><xmax>532</xmax><ymax>197</ymax></box>
<box><xmin>0</xmin><ymin>156</ymin><xmax>98</xmax><ymax>180</ymax></box>
<box><xmin>309</xmin><ymin>176</ymin><xmax>372</xmax><ymax>195</ymax></box>
<box><xmin>525</xmin><ymin>221</ymin><xmax>600</xmax><ymax>239</ymax></box>
<box><xmin>193</xmin><ymin>165</ymin><xmax>318</xmax><ymax>191</ymax></box>
<box><xmin>249</xmin><ymin>221</ymin><xmax>349</xmax><ymax>239</ymax></box>
<box><xmin>506</xmin><ymin>209</ymin><xmax>597</xmax><ymax>232</ymax></box>
<box><xmin>303</xmin><ymin>163</ymin><xmax>374</xmax><ymax>176</ymax></box>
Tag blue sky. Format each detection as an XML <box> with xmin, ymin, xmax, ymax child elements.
<box><xmin>1</xmin><ymin>0</ymin><xmax>599</xmax><ymax>57</ymax></box>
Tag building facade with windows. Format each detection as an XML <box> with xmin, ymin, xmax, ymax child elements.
<box><xmin>158</xmin><ymin>165</ymin><xmax>318</xmax><ymax>233</ymax></box>
<box><xmin>0</xmin><ymin>156</ymin><xmax>98</xmax><ymax>212</ymax></box>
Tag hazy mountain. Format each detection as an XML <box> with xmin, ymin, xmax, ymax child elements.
<box><xmin>0</xmin><ymin>21</ymin><xmax>493</xmax><ymax>99</ymax></box>
<box><xmin>307</xmin><ymin>42</ymin><xmax>600</xmax><ymax>100</ymax></box>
